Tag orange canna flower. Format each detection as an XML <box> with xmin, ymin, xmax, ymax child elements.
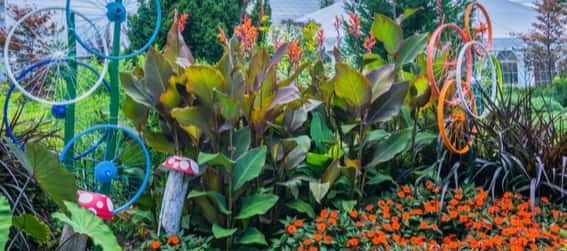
<box><xmin>166</xmin><ymin>236</ymin><xmax>180</xmax><ymax>245</ymax></box>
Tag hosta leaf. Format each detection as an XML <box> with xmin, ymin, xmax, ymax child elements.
<box><xmin>366</xmin><ymin>81</ymin><xmax>409</xmax><ymax>124</ymax></box>
<box><xmin>12</xmin><ymin>214</ymin><xmax>50</xmax><ymax>243</ymax></box>
<box><xmin>187</xmin><ymin>190</ymin><xmax>231</xmax><ymax>215</ymax></box>
<box><xmin>212</xmin><ymin>224</ymin><xmax>237</xmax><ymax>239</ymax></box>
<box><xmin>232</xmin><ymin>146</ymin><xmax>267</xmax><ymax>192</ymax></box>
<box><xmin>235</xmin><ymin>194</ymin><xmax>279</xmax><ymax>219</ymax></box>
<box><xmin>371</xmin><ymin>14</ymin><xmax>403</xmax><ymax>55</ymax></box>
<box><xmin>365</xmin><ymin>129</ymin><xmax>412</xmax><ymax>169</ymax></box>
<box><xmin>366</xmin><ymin>64</ymin><xmax>395</xmax><ymax>102</ymax></box>
<box><xmin>239</xmin><ymin>228</ymin><xmax>267</xmax><ymax>246</ymax></box>
<box><xmin>396</xmin><ymin>33</ymin><xmax>428</xmax><ymax>67</ymax></box>
<box><xmin>333</xmin><ymin>63</ymin><xmax>372</xmax><ymax>108</ymax></box>
<box><xmin>0</xmin><ymin>196</ymin><xmax>11</xmax><ymax>250</ymax></box>
<box><xmin>16</xmin><ymin>143</ymin><xmax>76</xmax><ymax>209</ymax></box>
<box><xmin>309</xmin><ymin>181</ymin><xmax>330</xmax><ymax>204</ymax></box>
<box><xmin>184</xmin><ymin>65</ymin><xmax>226</xmax><ymax>105</ymax></box>
<box><xmin>53</xmin><ymin>202</ymin><xmax>121</xmax><ymax>251</ymax></box>
<box><xmin>286</xmin><ymin>200</ymin><xmax>316</xmax><ymax>218</ymax></box>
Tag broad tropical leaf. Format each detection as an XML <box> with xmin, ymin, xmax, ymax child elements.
<box><xmin>366</xmin><ymin>81</ymin><xmax>409</xmax><ymax>124</ymax></box>
<box><xmin>371</xmin><ymin>14</ymin><xmax>403</xmax><ymax>55</ymax></box>
<box><xmin>187</xmin><ymin>190</ymin><xmax>231</xmax><ymax>215</ymax></box>
<box><xmin>239</xmin><ymin>228</ymin><xmax>267</xmax><ymax>246</ymax></box>
<box><xmin>198</xmin><ymin>152</ymin><xmax>235</xmax><ymax>174</ymax></box>
<box><xmin>53</xmin><ymin>202</ymin><xmax>121</xmax><ymax>251</ymax></box>
<box><xmin>142</xmin><ymin>129</ymin><xmax>175</xmax><ymax>154</ymax></box>
<box><xmin>366</xmin><ymin>64</ymin><xmax>395</xmax><ymax>102</ymax></box>
<box><xmin>365</xmin><ymin>129</ymin><xmax>412</xmax><ymax>169</ymax></box>
<box><xmin>12</xmin><ymin>214</ymin><xmax>50</xmax><ymax>243</ymax></box>
<box><xmin>333</xmin><ymin>63</ymin><xmax>372</xmax><ymax>108</ymax></box>
<box><xmin>309</xmin><ymin>181</ymin><xmax>330</xmax><ymax>204</ymax></box>
<box><xmin>286</xmin><ymin>200</ymin><xmax>316</xmax><ymax>218</ymax></box>
<box><xmin>212</xmin><ymin>224</ymin><xmax>237</xmax><ymax>239</ymax></box>
<box><xmin>235</xmin><ymin>194</ymin><xmax>279</xmax><ymax>219</ymax></box>
<box><xmin>396</xmin><ymin>33</ymin><xmax>428</xmax><ymax>66</ymax></box>
<box><xmin>171</xmin><ymin>106</ymin><xmax>212</xmax><ymax>137</ymax></box>
<box><xmin>232</xmin><ymin>146</ymin><xmax>267</xmax><ymax>192</ymax></box>
<box><xmin>184</xmin><ymin>65</ymin><xmax>226</xmax><ymax>106</ymax></box>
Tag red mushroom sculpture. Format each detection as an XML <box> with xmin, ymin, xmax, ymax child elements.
<box><xmin>77</xmin><ymin>190</ymin><xmax>114</xmax><ymax>221</ymax></box>
<box><xmin>159</xmin><ymin>156</ymin><xmax>200</xmax><ymax>234</ymax></box>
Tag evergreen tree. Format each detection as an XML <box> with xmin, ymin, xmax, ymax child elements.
<box><xmin>344</xmin><ymin>0</ymin><xmax>471</xmax><ymax>58</ymax></box>
<box><xmin>128</xmin><ymin>0</ymin><xmax>246</xmax><ymax>63</ymax></box>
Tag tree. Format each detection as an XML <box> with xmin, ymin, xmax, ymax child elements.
<box><xmin>517</xmin><ymin>0</ymin><xmax>567</xmax><ymax>85</ymax></box>
<box><xmin>344</xmin><ymin>0</ymin><xmax>471</xmax><ymax>58</ymax></box>
<box><xmin>128</xmin><ymin>0</ymin><xmax>245</xmax><ymax>63</ymax></box>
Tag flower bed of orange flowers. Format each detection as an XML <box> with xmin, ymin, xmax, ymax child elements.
<box><xmin>272</xmin><ymin>182</ymin><xmax>567</xmax><ymax>250</ymax></box>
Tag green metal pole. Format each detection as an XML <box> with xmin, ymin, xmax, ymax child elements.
<box><xmin>64</xmin><ymin>13</ymin><xmax>77</xmax><ymax>167</ymax></box>
<box><xmin>106</xmin><ymin>0</ymin><xmax>122</xmax><ymax>161</ymax></box>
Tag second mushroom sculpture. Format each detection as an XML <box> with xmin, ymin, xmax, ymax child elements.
<box><xmin>159</xmin><ymin>156</ymin><xmax>200</xmax><ymax>234</ymax></box>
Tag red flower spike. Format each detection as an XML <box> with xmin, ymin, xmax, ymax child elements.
<box><xmin>77</xmin><ymin>190</ymin><xmax>114</xmax><ymax>221</ymax></box>
<box><xmin>363</xmin><ymin>33</ymin><xmax>376</xmax><ymax>53</ymax></box>
<box><xmin>163</xmin><ymin>156</ymin><xmax>199</xmax><ymax>175</ymax></box>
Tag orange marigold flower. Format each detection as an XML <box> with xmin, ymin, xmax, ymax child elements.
<box><xmin>494</xmin><ymin>217</ymin><xmax>504</xmax><ymax>225</ymax></box>
<box><xmin>329</xmin><ymin>218</ymin><xmax>337</xmax><ymax>225</ymax></box>
<box><xmin>356</xmin><ymin>221</ymin><xmax>364</xmax><ymax>228</ymax></box>
<box><xmin>149</xmin><ymin>240</ymin><xmax>161</xmax><ymax>249</ymax></box>
<box><xmin>297</xmin><ymin>247</ymin><xmax>305</xmax><ymax>251</ymax></box>
<box><xmin>455</xmin><ymin>193</ymin><xmax>463</xmax><ymax>200</ymax></box>
<box><xmin>402</xmin><ymin>185</ymin><xmax>411</xmax><ymax>193</ymax></box>
<box><xmin>330</xmin><ymin>210</ymin><xmax>338</xmax><ymax>218</ymax></box>
<box><xmin>167</xmin><ymin>236</ymin><xmax>180</xmax><ymax>245</ymax></box>
<box><xmin>449</xmin><ymin>211</ymin><xmax>458</xmax><ymax>219</ymax></box>
<box><xmin>324</xmin><ymin>235</ymin><xmax>333</xmax><ymax>244</ymax></box>
<box><xmin>372</xmin><ymin>237</ymin><xmax>380</xmax><ymax>245</ymax></box>
<box><xmin>314</xmin><ymin>233</ymin><xmax>323</xmax><ymax>241</ymax></box>
<box><xmin>541</xmin><ymin>197</ymin><xmax>549</xmax><ymax>203</ymax></box>
<box><xmin>369</xmin><ymin>214</ymin><xmax>378</xmax><ymax>221</ymax></box>
<box><xmin>286</xmin><ymin>225</ymin><xmax>296</xmax><ymax>235</ymax></box>
<box><xmin>441</xmin><ymin>214</ymin><xmax>449</xmax><ymax>222</ymax></box>
<box><xmin>431</xmin><ymin>223</ymin><xmax>438</xmax><ymax>231</ymax></box>
<box><xmin>402</xmin><ymin>213</ymin><xmax>410</xmax><ymax>221</ymax></box>
<box><xmin>419</xmin><ymin>221</ymin><xmax>428</xmax><ymax>229</ymax></box>
<box><xmin>459</xmin><ymin>215</ymin><xmax>468</xmax><ymax>223</ymax></box>
<box><xmin>350</xmin><ymin>210</ymin><xmax>359</xmax><ymax>219</ymax></box>
<box><xmin>317</xmin><ymin>223</ymin><xmax>327</xmax><ymax>232</ymax></box>
<box><xmin>550</xmin><ymin>224</ymin><xmax>561</xmax><ymax>233</ymax></box>
<box><xmin>303</xmin><ymin>239</ymin><xmax>311</xmax><ymax>246</ymax></box>
<box><xmin>309</xmin><ymin>247</ymin><xmax>318</xmax><ymax>251</ymax></box>
<box><xmin>320</xmin><ymin>209</ymin><xmax>329</xmax><ymax>218</ymax></box>
<box><xmin>397</xmin><ymin>191</ymin><xmax>405</xmax><ymax>198</ymax></box>
<box><xmin>410</xmin><ymin>209</ymin><xmax>423</xmax><ymax>215</ymax></box>
<box><xmin>347</xmin><ymin>237</ymin><xmax>359</xmax><ymax>247</ymax></box>
<box><xmin>294</xmin><ymin>219</ymin><xmax>303</xmax><ymax>227</ymax></box>
<box><xmin>365</xmin><ymin>204</ymin><xmax>374</xmax><ymax>212</ymax></box>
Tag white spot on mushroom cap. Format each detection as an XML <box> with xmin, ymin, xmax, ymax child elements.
<box><xmin>180</xmin><ymin>161</ymin><xmax>190</xmax><ymax>170</ymax></box>
<box><xmin>79</xmin><ymin>193</ymin><xmax>94</xmax><ymax>204</ymax></box>
<box><xmin>107</xmin><ymin>198</ymin><xmax>114</xmax><ymax>211</ymax></box>
<box><xmin>96</xmin><ymin>201</ymin><xmax>104</xmax><ymax>208</ymax></box>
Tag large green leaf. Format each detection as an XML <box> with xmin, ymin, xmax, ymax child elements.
<box><xmin>365</xmin><ymin>129</ymin><xmax>412</xmax><ymax>169</ymax></box>
<box><xmin>232</xmin><ymin>146</ymin><xmax>267</xmax><ymax>192</ymax></box>
<box><xmin>309</xmin><ymin>181</ymin><xmax>330</xmax><ymax>204</ymax></box>
<box><xmin>171</xmin><ymin>106</ymin><xmax>212</xmax><ymax>137</ymax></box>
<box><xmin>333</xmin><ymin>63</ymin><xmax>372</xmax><ymax>108</ymax></box>
<box><xmin>371</xmin><ymin>14</ymin><xmax>403</xmax><ymax>55</ymax></box>
<box><xmin>366</xmin><ymin>64</ymin><xmax>395</xmax><ymax>102</ymax></box>
<box><xmin>366</xmin><ymin>81</ymin><xmax>409</xmax><ymax>124</ymax></box>
<box><xmin>235</xmin><ymin>194</ymin><xmax>279</xmax><ymax>219</ymax></box>
<box><xmin>187</xmin><ymin>190</ymin><xmax>231</xmax><ymax>215</ymax></box>
<box><xmin>396</xmin><ymin>33</ymin><xmax>428</xmax><ymax>67</ymax></box>
<box><xmin>120</xmin><ymin>73</ymin><xmax>153</xmax><ymax>108</ymax></box>
<box><xmin>17</xmin><ymin>143</ymin><xmax>76</xmax><ymax>209</ymax></box>
<box><xmin>163</xmin><ymin>19</ymin><xmax>194</xmax><ymax>67</ymax></box>
<box><xmin>228</xmin><ymin>127</ymin><xmax>251</xmax><ymax>160</ymax></box>
<box><xmin>198</xmin><ymin>152</ymin><xmax>235</xmax><ymax>174</ymax></box>
<box><xmin>12</xmin><ymin>214</ymin><xmax>50</xmax><ymax>243</ymax></box>
<box><xmin>142</xmin><ymin>129</ymin><xmax>175</xmax><ymax>154</ymax></box>
<box><xmin>185</xmin><ymin>65</ymin><xmax>226</xmax><ymax>106</ymax></box>
<box><xmin>213</xmin><ymin>89</ymin><xmax>240</xmax><ymax>121</ymax></box>
<box><xmin>310</xmin><ymin>112</ymin><xmax>333</xmax><ymax>151</ymax></box>
<box><xmin>5</xmin><ymin>139</ymin><xmax>32</xmax><ymax>174</ymax></box>
<box><xmin>0</xmin><ymin>196</ymin><xmax>11</xmax><ymax>250</ymax></box>
<box><xmin>238</xmin><ymin>228</ymin><xmax>267</xmax><ymax>246</ymax></box>
<box><xmin>212</xmin><ymin>224</ymin><xmax>237</xmax><ymax>239</ymax></box>
<box><xmin>286</xmin><ymin>200</ymin><xmax>316</xmax><ymax>218</ymax></box>
<box><xmin>123</xmin><ymin>96</ymin><xmax>149</xmax><ymax>129</ymax></box>
<box><xmin>53</xmin><ymin>202</ymin><xmax>121</xmax><ymax>251</ymax></box>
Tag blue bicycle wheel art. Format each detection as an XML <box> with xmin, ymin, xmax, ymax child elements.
<box><xmin>59</xmin><ymin>125</ymin><xmax>151</xmax><ymax>219</ymax></box>
<box><xmin>66</xmin><ymin>0</ymin><xmax>161</xmax><ymax>60</ymax></box>
<box><xmin>3</xmin><ymin>59</ymin><xmax>111</xmax><ymax>155</ymax></box>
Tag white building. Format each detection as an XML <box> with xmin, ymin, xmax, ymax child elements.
<box><xmin>271</xmin><ymin>0</ymin><xmax>552</xmax><ymax>87</ymax></box>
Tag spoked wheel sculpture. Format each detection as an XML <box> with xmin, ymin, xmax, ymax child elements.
<box><xmin>59</xmin><ymin>125</ymin><xmax>151</xmax><ymax>220</ymax></box>
<box><xmin>464</xmin><ymin>2</ymin><xmax>493</xmax><ymax>54</ymax></box>
<box><xmin>3</xmin><ymin>60</ymin><xmax>110</xmax><ymax>152</ymax></box>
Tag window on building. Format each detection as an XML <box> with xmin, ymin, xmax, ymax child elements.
<box><xmin>497</xmin><ymin>51</ymin><xmax>519</xmax><ymax>85</ymax></box>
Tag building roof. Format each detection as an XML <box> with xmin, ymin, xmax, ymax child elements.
<box><xmin>270</xmin><ymin>0</ymin><xmax>321</xmax><ymax>25</ymax></box>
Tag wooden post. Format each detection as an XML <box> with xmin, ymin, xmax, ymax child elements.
<box><xmin>160</xmin><ymin>171</ymin><xmax>190</xmax><ymax>234</ymax></box>
<box><xmin>59</xmin><ymin>225</ymin><xmax>88</xmax><ymax>251</ymax></box>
